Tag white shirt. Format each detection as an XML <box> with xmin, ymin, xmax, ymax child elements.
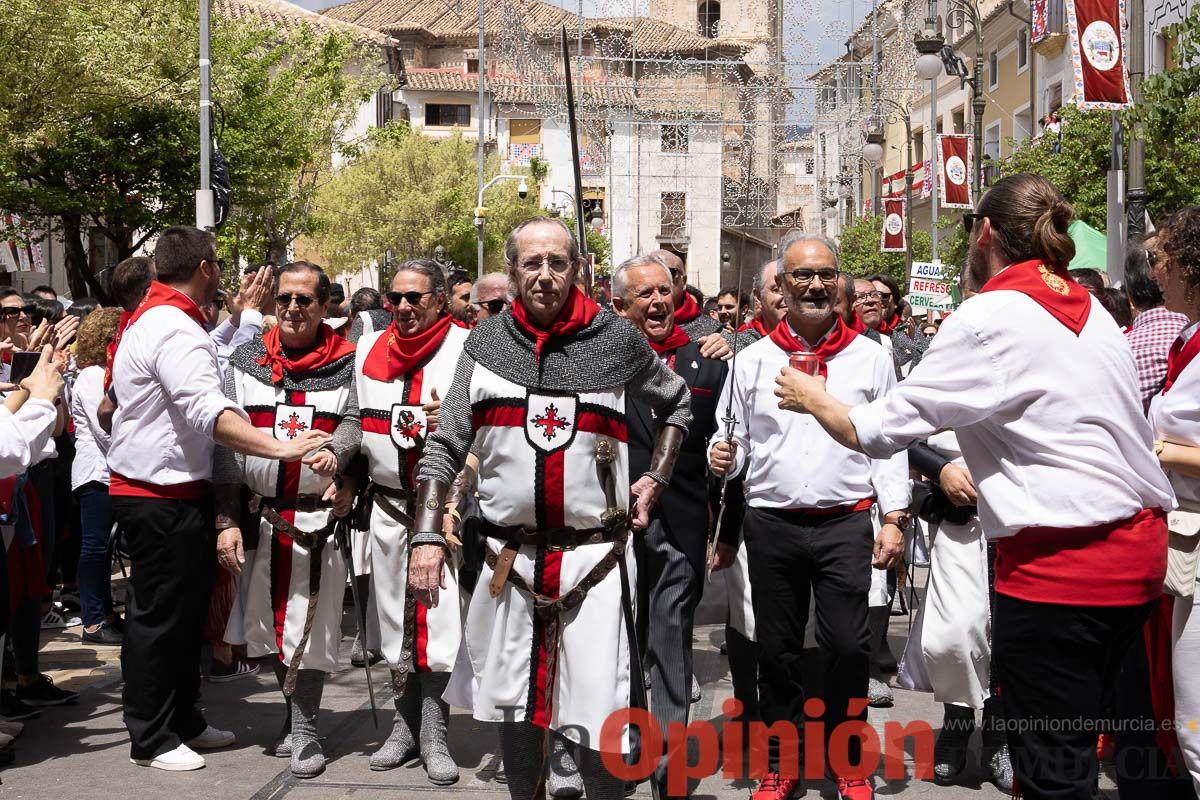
<box><xmin>710</xmin><ymin>324</ymin><xmax>910</xmax><ymax>514</ymax></box>
<box><xmin>851</xmin><ymin>290</ymin><xmax>1176</xmax><ymax>537</ymax></box>
<box><xmin>0</xmin><ymin>399</ymin><xmax>56</xmax><ymax>479</ymax></box>
<box><xmin>108</xmin><ymin>303</ymin><xmax>246</xmax><ymax>486</ymax></box>
<box><xmin>69</xmin><ymin>365</ymin><xmax>110</xmax><ymax>490</ymax></box>
<box><xmin>1149</xmin><ymin>320</ymin><xmax>1200</xmax><ymax>505</ymax></box>
<box><xmin>209</xmin><ymin>310</ymin><xmax>263</xmax><ymax>375</ymax></box>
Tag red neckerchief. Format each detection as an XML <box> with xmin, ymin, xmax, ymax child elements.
<box><xmin>450</xmin><ymin>317</ymin><xmax>470</xmax><ymax>329</ymax></box>
<box><xmin>648</xmin><ymin>325</ymin><xmax>690</xmax><ymax>355</ymax></box>
<box><xmin>979</xmin><ymin>260</ymin><xmax>1091</xmax><ymax>335</ymax></box>
<box><xmin>1163</xmin><ymin>328</ymin><xmax>1200</xmax><ymax>394</ymax></box>
<box><xmin>256</xmin><ymin>323</ymin><xmax>355</xmax><ymax>385</ymax></box>
<box><xmin>738</xmin><ymin>317</ymin><xmax>770</xmax><ymax>337</ymax></box>
<box><xmin>769</xmin><ymin>315</ymin><xmax>858</xmax><ymax>378</ymax></box>
<box><xmin>103</xmin><ymin>311</ymin><xmax>134</xmax><ymax>390</ymax></box>
<box><xmin>511</xmin><ymin>286</ymin><xmax>600</xmax><ymax>359</ymax></box>
<box><xmin>1</xmin><ymin>351</ymin><xmax>10</xmax><ymax>365</ymax></box>
<box><xmin>673</xmin><ymin>293</ymin><xmax>703</xmax><ymax>324</ymax></box>
<box><xmin>848</xmin><ymin>312</ymin><xmax>868</xmax><ymax>334</ymax></box>
<box><xmin>363</xmin><ymin>314</ymin><xmax>453</xmax><ymax>382</ymax></box>
<box><xmin>877</xmin><ymin>312</ymin><xmax>902</xmax><ymax>335</ymax></box>
<box><xmin>128</xmin><ymin>281</ymin><xmax>208</xmax><ymax>329</ymax></box>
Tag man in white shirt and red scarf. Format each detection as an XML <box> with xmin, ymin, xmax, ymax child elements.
<box><xmin>108</xmin><ymin>226</ymin><xmax>328</xmax><ymax>772</ymax></box>
<box><xmin>612</xmin><ymin>254</ymin><xmax>727</xmax><ymax>798</ymax></box>
<box><xmin>415</xmin><ymin>218</ymin><xmax>691</xmax><ymax>800</ymax></box>
<box><xmin>709</xmin><ymin>231</ymin><xmax>910</xmax><ymax>800</ymax></box>
<box><xmin>775</xmin><ymin>174</ymin><xmax>1176</xmax><ymax>800</ymax></box>
<box><xmin>339</xmin><ymin>257</ymin><xmax>468</xmax><ymax>785</ymax></box>
<box><xmin>212</xmin><ymin>261</ymin><xmax>357</xmax><ymax>779</ymax></box>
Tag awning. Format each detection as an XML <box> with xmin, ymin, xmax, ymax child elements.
<box><xmin>1068</xmin><ymin>219</ymin><xmax>1109</xmax><ymax>272</ymax></box>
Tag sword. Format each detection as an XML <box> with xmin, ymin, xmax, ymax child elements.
<box><xmin>707</xmin><ymin>253</ymin><xmax>749</xmax><ymax>583</ymax></box>
<box><xmin>336</xmin><ymin>512</ymin><xmax>378</xmax><ymax>728</ymax></box>
<box><xmin>596</xmin><ymin>440</ymin><xmax>662</xmax><ymax>800</ymax></box>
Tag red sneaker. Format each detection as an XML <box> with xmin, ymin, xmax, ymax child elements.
<box><xmin>836</xmin><ymin>776</ymin><xmax>874</xmax><ymax>800</ymax></box>
<box><xmin>751</xmin><ymin>770</ymin><xmax>801</xmax><ymax>800</ymax></box>
<box><xmin>1096</xmin><ymin>733</ymin><xmax>1115</xmax><ymax>762</ymax></box>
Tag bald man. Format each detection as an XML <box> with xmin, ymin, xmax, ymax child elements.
<box><xmin>471</xmin><ymin>273</ymin><xmax>511</xmax><ymax>321</ymax></box>
<box><xmin>648</xmin><ymin>250</ymin><xmax>740</xmax><ymax>360</ymax></box>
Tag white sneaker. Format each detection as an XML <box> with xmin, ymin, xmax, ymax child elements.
<box><xmin>130</xmin><ymin>743</ymin><xmax>206</xmax><ymax>771</ymax></box>
<box><xmin>41</xmin><ymin>607</ymin><xmax>82</xmax><ymax>629</ymax></box>
<box><xmin>0</xmin><ymin>720</ymin><xmax>24</xmax><ymax>737</ymax></box>
<box><xmin>185</xmin><ymin>725</ymin><xmax>236</xmax><ymax>750</ymax></box>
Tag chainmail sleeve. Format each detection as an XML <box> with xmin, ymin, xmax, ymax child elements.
<box><xmin>212</xmin><ymin>364</ymin><xmax>245</xmax><ymax>522</ymax></box>
<box><xmin>330</xmin><ymin>378</ymin><xmax>361</xmax><ymax>473</ymax></box>
<box><xmin>627</xmin><ymin>354</ymin><xmax>692</xmax><ymax>433</ymax></box>
<box><xmin>417</xmin><ymin>351</ymin><xmax>478</xmax><ymax>487</ymax></box>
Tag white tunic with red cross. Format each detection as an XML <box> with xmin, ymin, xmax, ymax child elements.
<box><xmin>449</xmin><ymin>361</ymin><xmax>636</xmax><ymax>754</ymax></box>
<box><xmin>354</xmin><ymin>324</ymin><xmax>468</xmax><ymax>673</ymax></box>
<box><xmin>229</xmin><ymin>367</ymin><xmax>350</xmax><ymax>673</ymax></box>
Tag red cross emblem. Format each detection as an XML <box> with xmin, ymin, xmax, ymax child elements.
<box><xmin>394</xmin><ymin>408</ymin><xmax>424</xmax><ymax>442</ymax></box>
<box><xmin>277</xmin><ymin>412</ymin><xmax>309</xmax><ymax>439</ymax></box>
<box><xmin>531</xmin><ymin>403</ymin><xmax>571</xmax><ymax>441</ymax></box>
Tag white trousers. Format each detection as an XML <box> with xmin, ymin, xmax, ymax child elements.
<box><xmin>1173</xmin><ymin>590</ymin><xmax>1200</xmax><ymax>793</ymax></box>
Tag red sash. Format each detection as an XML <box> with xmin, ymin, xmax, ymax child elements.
<box><xmin>256</xmin><ymin>323</ymin><xmax>354</xmax><ymax>385</ymax></box>
<box><xmin>979</xmin><ymin>259</ymin><xmax>1091</xmax><ymax>335</ymax></box>
<box><xmin>511</xmin><ymin>286</ymin><xmax>599</xmax><ymax>359</ymax></box>
<box><xmin>1162</xmin><ymin>328</ymin><xmax>1200</xmax><ymax>394</ymax></box>
<box><xmin>109</xmin><ymin>473</ymin><xmax>211</xmax><ymax>501</ymax></box>
<box><xmin>673</xmin><ymin>293</ymin><xmax>703</xmax><ymax>324</ymax></box>
<box><xmin>738</xmin><ymin>317</ymin><xmax>770</xmax><ymax>337</ymax></box>
<box><xmin>363</xmin><ymin>315</ymin><xmax>453</xmax><ymax>382</ymax></box>
<box><xmin>769</xmin><ymin>316</ymin><xmax>858</xmax><ymax>378</ymax></box>
<box><xmin>648</xmin><ymin>325</ymin><xmax>690</xmax><ymax>355</ymax></box>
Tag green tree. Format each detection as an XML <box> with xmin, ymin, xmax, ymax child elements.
<box><xmin>837</xmin><ymin>214</ymin><xmax>932</xmax><ymax>286</ymax></box>
<box><xmin>312</xmin><ymin>127</ymin><xmax>543</xmax><ymax>276</ymax></box>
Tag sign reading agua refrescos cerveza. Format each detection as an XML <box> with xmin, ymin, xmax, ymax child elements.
<box><xmin>908</xmin><ymin>262</ymin><xmax>956</xmax><ymax>311</ymax></box>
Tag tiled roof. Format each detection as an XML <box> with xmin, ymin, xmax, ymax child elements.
<box><xmin>215</xmin><ymin>0</ymin><xmax>395</xmax><ymax>47</ymax></box>
<box><xmin>321</xmin><ymin>0</ymin><xmax>745</xmax><ymax>54</ymax></box>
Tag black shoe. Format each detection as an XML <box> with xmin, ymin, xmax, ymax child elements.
<box><xmin>0</xmin><ymin>691</ymin><xmax>40</xmax><ymax>721</ymax></box>
<box><xmin>83</xmin><ymin>623</ymin><xmax>123</xmax><ymax>646</ymax></box>
<box><xmin>14</xmin><ymin>675</ymin><xmax>78</xmax><ymax>707</ymax></box>
<box><xmin>0</xmin><ymin>745</ymin><xmax>13</xmax><ymax>767</ymax></box>
<box><xmin>933</xmin><ymin>705</ymin><xmax>975</xmax><ymax>786</ymax></box>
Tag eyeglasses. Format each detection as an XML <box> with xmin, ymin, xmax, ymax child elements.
<box><xmin>387</xmin><ymin>290</ymin><xmax>433</xmax><ymax>307</ymax></box>
<box><xmin>0</xmin><ymin>305</ymin><xmax>33</xmax><ymax>320</ymax></box>
<box><xmin>274</xmin><ymin>293</ymin><xmax>315</xmax><ymax>308</ymax></box>
<box><xmin>962</xmin><ymin>213</ymin><xmax>984</xmax><ymax>234</ymax></box>
<box><xmin>204</xmin><ymin>257</ymin><xmax>226</xmax><ymax>272</ymax></box>
<box><xmin>518</xmin><ymin>256</ymin><xmax>573</xmax><ymax>274</ymax></box>
<box><xmin>475</xmin><ymin>298</ymin><xmax>507</xmax><ymax>314</ymax></box>
<box><xmin>855</xmin><ymin>290</ymin><xmax>883</xmax><ymax>303</ymax></box>
<box><xmin>785</xmin><ymin>267</ymin><xmax>839</xmax><ymax>285</ymax></box>
<box><xmin>877</xmin><ymin>291</ymin><xmax>893</xmax><ymax>300</ymax></box>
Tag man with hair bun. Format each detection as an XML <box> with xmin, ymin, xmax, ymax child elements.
<box><xmin>777</xmin><ymin>174</ymin><xmax>1176</xmax><ymax>800</ymax></box>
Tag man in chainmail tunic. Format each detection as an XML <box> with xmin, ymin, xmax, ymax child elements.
<box><xmin>413</xmin><ymin>218</ymin><xmax>692</xmax><ymax>800</ymax></box>
<box><xmin>212</xmin><ymin>262</ymin><xmax>358</xmax><ymax>779</ymax></box>
<box><xmin>336</xmin><ymin>258</ymin><xmax>469</xmax><ymax>786</ymax></box>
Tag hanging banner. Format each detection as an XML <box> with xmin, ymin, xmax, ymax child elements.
<box><xmin>921</xmin><ymin>158</ymin><xmax>933</xmax><ymax>198</ymax></box>
<box><xmin>1065</xmin><ymin>0</ymin><xmax>1132</xmax><ymax>110</ymax></box>
<box><xmin>937</xmin><ymin>134</ymin><xmax>973</xmax><ymax>209</ymax></box>
<box><xmin>0</xmin><ymin>213</ymin><xmax>44</xmax><ymax>274</ymax></box>
<box><xmin>1031</xmin><ymin>0</ymin><xmax>1049</xmax><ymax>43</ymax></box>
<box><xmin>880</xmin><ymin>198</ymin><xmax>907</xmax><ymax>253</ymax></box>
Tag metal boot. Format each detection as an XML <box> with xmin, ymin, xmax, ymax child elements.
<box><xmin>370</xmin><ymin>671</ymin><xmax>420</xmax><ymax>770</ymax></box>
<box><xmin>418</xmin><ymin>672</ymin><xmax>459</xmax><ymax>785</ymax></box>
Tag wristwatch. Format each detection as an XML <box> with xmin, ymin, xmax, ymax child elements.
<box><xmin>885</xmin><ymin>512</ymin><xmax>912</xmax><ymax>531</ymax></box>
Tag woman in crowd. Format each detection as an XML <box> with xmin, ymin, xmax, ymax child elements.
<box><xmin>1149</xmin><ymin>206</ymin><xmax>1200</xmax><ymax>792</ymax></box>
<box><xmin>69</xmin><ymin>308</ymin><xmax>124</xmax><ymax>645</ymax></box>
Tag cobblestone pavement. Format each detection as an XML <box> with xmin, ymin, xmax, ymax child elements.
<box><xmin>10</xmin><ymin>574</ymin><xmax>1118</xmax><ymax>799</ymax></box>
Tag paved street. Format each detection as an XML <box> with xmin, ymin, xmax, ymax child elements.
<box><xmin>12</xmin><ymin>575</ymin><xmax>1117</xmax><ymax>799</ymax></box>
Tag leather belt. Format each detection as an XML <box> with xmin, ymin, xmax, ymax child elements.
<box><xmin>479</xmin><ymin>520</ymin><xmax>623</xmax><ymax>551</ymax></box>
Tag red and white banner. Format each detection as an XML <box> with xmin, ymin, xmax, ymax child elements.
<box><xmin>921</xmin><ymin>158</ymin><xmax>933</xmax><ymax>198</ymax></box>
<box><xmin>1065</xmin><ymin>0</ymin><xmax>1132</xmax><ymax>110</ymax></box>
<box><xmin>1031</xmin><ymin>0</ymin><xmax>1049</xmax><ymax>43</ymax></box>
<box><xmin>937</xmin><ymin>135</ymin><xmax>973</xmax><ymax>209</ymax></box>
<box><xmin>880</xmin><ymin>198</ymin><xmax>907</xmax><ymax>253</ymax></box>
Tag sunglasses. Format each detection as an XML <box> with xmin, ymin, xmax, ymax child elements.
<box><xmin>387</xmin><ymin>290</ymin><xmax>433</xmax><ymax>307</ymax></box>
<box><xmin>274</xmin><ymin>293</ymin><xmax>315</xmax><ymax>308</ymax></box>
<box><xmin>962</xmin><ymin>213</ymin><xmax>984</xmax><ymax>234</ymax></box>
<box><xmin>475</xmin><ymin>299</ymin><xmax>507</xmax><ymax>314</ymax></box>
<box><xmin>0</xmin><ymin>305</ymin><xmax>33</xmax><ymax>319</ymax></box>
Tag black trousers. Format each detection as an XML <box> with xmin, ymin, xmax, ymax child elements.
<box><xmin>744</xmin><ymin>506</ymin><xmax>872</xmax><ymax>776</ymax></box>
<box><xmin>113</xmin><ymin>496</ymin><xmax>215</xmax><ymax>760</ymax></box>
<box><xmin>993</xmin><ymin>592</ymin><xmax>1156</xmax><ymax>800</ymax></box>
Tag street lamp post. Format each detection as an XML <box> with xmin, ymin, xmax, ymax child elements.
<box><xmin>864</xmin><ymin>98</ymin><xmax>916</xmax><ymax>282</ymax></box>
<box><xmin>475</xmin><ymin>174</ymin><xmax>530</xmax><ymax>274</ymax></box>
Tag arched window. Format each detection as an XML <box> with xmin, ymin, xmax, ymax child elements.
<box><xmin>698</xmin><ymin>0</ymin><xmax>720</xmax><ymax>38</ymax></box>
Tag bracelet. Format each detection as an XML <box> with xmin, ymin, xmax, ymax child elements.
<box><xmin>410</xmin><ymin>531</ymin><xmax>449</xmax><ymax>550</ymax></box>
<box><xmin>642</xmin><ymin>470</ymin><xmax>670</xmax><ymax>487</ymax></box>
